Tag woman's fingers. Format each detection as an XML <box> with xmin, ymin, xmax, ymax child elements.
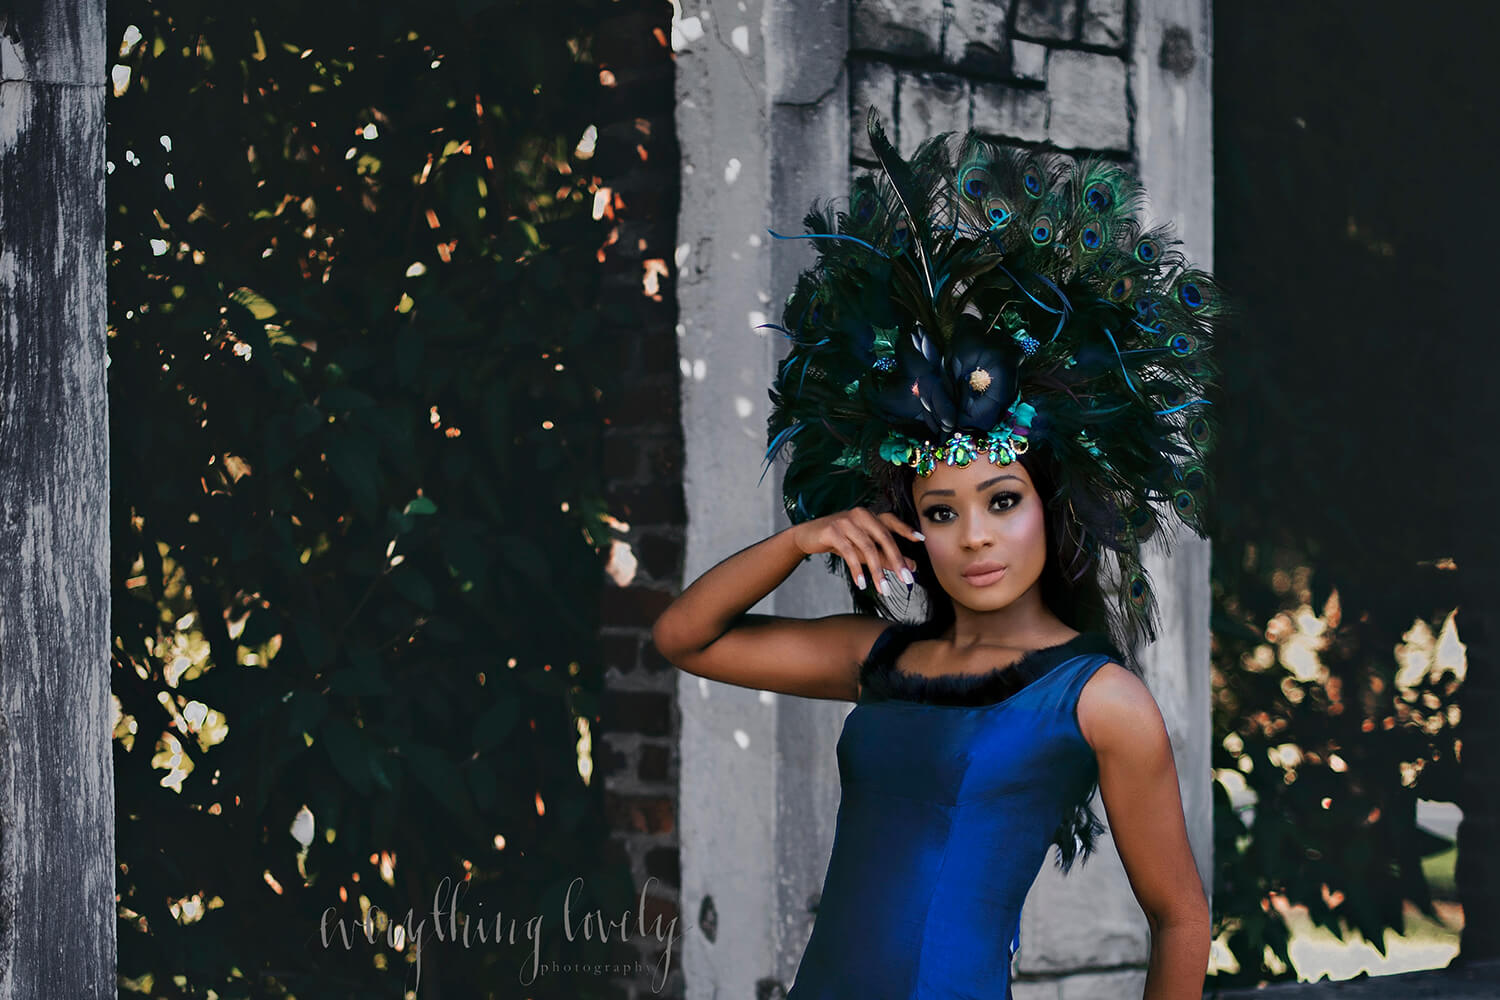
<box><xmin>859</xmin><ymin>510</ymin><xmax>918</xmax><ymax>586</ymax></box>
<box><xmin>848</xmin><ymin>511</ymin><xmax>909</xmax><ymax>593</ymax></box>
<box><xmin>830</xmin><ymin>535</ymin><xmax>871</xmax><ymax>590</ymax></box>
<box><xmin>809</xmin><ymin>509</ymin><xmax>924</xmax><ymax>593</ymax></box>
<box><xmin>839</xmin><ymin>521</ymin><xmax>889</xmax><ymax>594</ymax></box>
<box><xmin>875</xmin><ymin>513</ymin><xmax>922</xmax><ymax>576</ymax></box>
<box><xmin>878</xmin><ymin>510</ymin><xmax>926</xmax><ymax>544</ymax></box>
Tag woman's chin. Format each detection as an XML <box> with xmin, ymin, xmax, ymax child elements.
<box><xmin>949</xmin><ymin>582</ymin><xmax>1019</xmax><ymax>610</ymax></box>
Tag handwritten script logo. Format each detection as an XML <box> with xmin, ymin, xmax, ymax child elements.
<box><xmin>320</xmin><ymin>874</ymin><xmax>680</xmax><ymax>994</ymax></box>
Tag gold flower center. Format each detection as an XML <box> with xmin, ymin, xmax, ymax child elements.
<box><xmin>968</xmin><ymin>367</ymin><xmax>992</xmax><ymax>393</ymax></box>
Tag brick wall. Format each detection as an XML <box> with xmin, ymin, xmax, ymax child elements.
<box><xmin>849</xmin><ymin>0</ymin><xmax>1132</xmax><ymax>161</ymax></box>
<box><xmin>591</xmin><ymin>3</ymin><xmax>687</xmax><ymax>997</ymax></box>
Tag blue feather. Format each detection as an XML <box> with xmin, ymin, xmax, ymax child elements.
<box><xmin>767</xmin><ymin>229</ymin><xmax>889</xmax><ymax>258</ymax></box>
<box><xmin>1154</xmin><ymin>399</ymin><xmax>1212</xmax><ymax>416</ymax></box>
<box><xmin>1102</xmin><ymin>328</ymin><xmax>1138</xmax><ymax>394</ymax></box>
<box><xmin>760</xmin><ymin>423</ymin><xmax>805</xmax><ymax>485</ymax></box>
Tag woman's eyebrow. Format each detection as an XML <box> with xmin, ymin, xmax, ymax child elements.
<box><xmin>917</xmin><ymin>474</ymin><xmax>1022</xmax><ymax>501</ymax></box>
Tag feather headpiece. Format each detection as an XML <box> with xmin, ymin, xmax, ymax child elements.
<box><xmin>762</xmin><ymin>108</ymin><xmax>1223</xmax><ymax>647</ymax></box>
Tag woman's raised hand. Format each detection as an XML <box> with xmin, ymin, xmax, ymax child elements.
<box><xmin>790</xmin><ymin>508</ymin><xmax>925</xmax><ymax>596</ymax></box>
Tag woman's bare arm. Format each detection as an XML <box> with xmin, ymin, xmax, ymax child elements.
<box><xmin>1078</xmin><ymin>665</ymin><xmax>1212</xmax><ymax>999</ymax></box>
<box><xmin>651</xmin><ymin>514</ymin><xmax>917</xmax><ymax>702</ymax></box>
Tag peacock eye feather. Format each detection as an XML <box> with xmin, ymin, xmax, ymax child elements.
<box><xmin>1188</xmin><ymin>416</ymin><xmax>1213</xmax><ymax>446</ymax></box>
<box><xmin>986</xmin><ymin>196</ymin><xmax>1013</xmax><ymax>228</ymax></box>
<box><xmin>1109</xmin><ymin>276</ymin><xmax>1134</xmax><ymax>301</ymax></box>
<box><xmin>1173</xmin><ymin>271</ymin><xmax>1218</xmax><ymax>312</ymax></box>
<box><xmin>1023</xmin><ymin>164</ymin><xmax>1044</xmax><ymax>197</ymax></box>
<box><xmin>1084</xmin><ymin>181</ymin><xmax>1113</xmax><ymax>211</ymax></box>
<box><xmin>1135</xmin><ymin>237</ymin><xmax>1161</xmax><ymax>264</ymax></box>
<box><xmin>1172</xmin><ymin>489</ymin><xmax>1197</xmax><ymax>519</ymax></box>
<box><xmin>1080</xmin><ymin>222</ymin><xmax>1104</xmax><ymax>250</ymax></box>
<box><xmin>1127</xmin><ymin>572</ymin><xmax>1149</xmax><ymax>608</ymax></box>
<box><xmin>1030</xmin><ymin>215</ymin><xmax>1054</xmax><ymax>245</ymax></box>
<box><xmin>1169</xmin><ymin>333</ymin><xmax>1196</xmax><ymax>357</ymax></box>
<box><xmin>960</xmin><ymin>165</ymin><xmax>995</xmax><ymax>200</ymax></box>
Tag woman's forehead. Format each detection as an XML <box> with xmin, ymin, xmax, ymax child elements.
<box><xmin>915</xmin><ymin>457</ymin><xmax>1034</xmax><ymax>494</ymax></box>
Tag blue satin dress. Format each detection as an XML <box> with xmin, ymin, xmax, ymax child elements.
<box><xmin>785</xmin><ymin>624</ymin><xmax>1125</xmax><ymax>1000</ymax></box>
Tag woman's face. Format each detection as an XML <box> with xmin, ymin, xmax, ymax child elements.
<box><xmin>910</xmin><ymin>457</ymin><xmax>1048</xmax><ymax>611</ymax></box>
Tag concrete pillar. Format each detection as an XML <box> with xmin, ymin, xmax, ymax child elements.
<box><xmin>673</xmin><ymin>0</ymin><xmax>851</xmax><ymax>994</ymax></box>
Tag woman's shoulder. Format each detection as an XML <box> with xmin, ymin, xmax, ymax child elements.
<box><xmin>1075</xmin><ymin>659</ymin><xmax>1161</xmax><ymax>751</ymax></box>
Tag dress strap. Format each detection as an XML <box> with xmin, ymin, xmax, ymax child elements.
<box><xmin>855</xmin><ymin>621</ymin><xmax>912</xmax><ymax>697</ymax></box>
<box><xmin>861</xmin><ymin>620</ymin><xmax>909</xmax><ymax>667</ymax></box>
<box><xmin>1057</xmin><ymin>644</ymin><xmax>1126</xmax><ymax>735</ymax></box>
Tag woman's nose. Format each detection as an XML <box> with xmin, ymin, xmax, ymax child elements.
<box><xmin>960</xmin><ymin>517</ymin><xmax>993</xmax><ymax>549</ymax></box>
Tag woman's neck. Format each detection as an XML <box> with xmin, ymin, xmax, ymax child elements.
<box><xmin>942</xmin><ymin>586</ymin><xmax>1075</xmax><ymax>651</ymax></box>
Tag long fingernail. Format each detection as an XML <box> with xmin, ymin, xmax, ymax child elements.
<box><xmin>913</xmin><ymin>531</ymin><xmax>926</xmax><ymax>541</ymax></box>
<box><xmin>855</xmin><ymin>573</ymin><xmax>866</xmax><ymax>590</ymax></box>
<box><xmin>877</xmin><ymin>578</ymin><xmax>889</xmax><ymax>596</ymax></box>
<box><xmin>900</xmin><ymin>568</ymin><xmax>914</xmax><ymax>585</ymax></box>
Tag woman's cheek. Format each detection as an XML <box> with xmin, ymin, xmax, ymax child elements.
<box><xmin>1010</xmin><ymin>507</ymin><xmax>1048</xmax><ymax>577</ymax></box>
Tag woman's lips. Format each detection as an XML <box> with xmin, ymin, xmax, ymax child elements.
<box><xmin>962</xmin><ymin>566</ymin><xmax>1007</xmax><ymax>587</ymax></box>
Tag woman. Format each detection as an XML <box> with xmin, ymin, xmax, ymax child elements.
<box><xmin>652</xmin><ymin>109</ymin><xmax>1217</xmax><ymax>999</ymax></box>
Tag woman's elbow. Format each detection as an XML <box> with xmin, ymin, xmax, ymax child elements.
<box><xmin>1145</xmin><ymin>892</ymin><xmax>1211</xmax><ymax>934</ymax></box>
<box><xmin>650</xmin><ymin>613</ymin><xmax>696</xmax><ymax>670</ymax></box>
<box><xmin>650</xmin><ymin>615</ymin><xmax>679</xmax><ymax>663</ymax></box>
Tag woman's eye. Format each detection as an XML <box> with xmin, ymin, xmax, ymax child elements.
<box><xmin>921</xmin><ymin>496</ymin><xmax>1017</xmax><ymax>521</ymax></box>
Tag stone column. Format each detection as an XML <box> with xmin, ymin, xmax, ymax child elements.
<box><xmin>673</xmin><ymin>0</ymin><xmax>851</xmax><ymax>995</ymax></box>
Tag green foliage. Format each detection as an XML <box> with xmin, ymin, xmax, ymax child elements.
<box><xmin>107</xmin><ymin>2</ymin><xmax>637</xmax><ymax>996</ymax></box>
<box><xmin>1208</xmin><ymin>570</ymin><xmax>1462</xmax><ymax>985</ymax></box>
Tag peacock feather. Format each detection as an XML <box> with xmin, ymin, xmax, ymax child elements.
<box><xmin>763</xmin><ymin>107</ymin><xmax>1224</xmax><ymax>650</ymax></box>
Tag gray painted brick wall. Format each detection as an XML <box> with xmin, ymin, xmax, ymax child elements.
<box><xmin>851</xmin><ymin>0</ymin><xmax>1132</xmax><ymax>160</ymax></box>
